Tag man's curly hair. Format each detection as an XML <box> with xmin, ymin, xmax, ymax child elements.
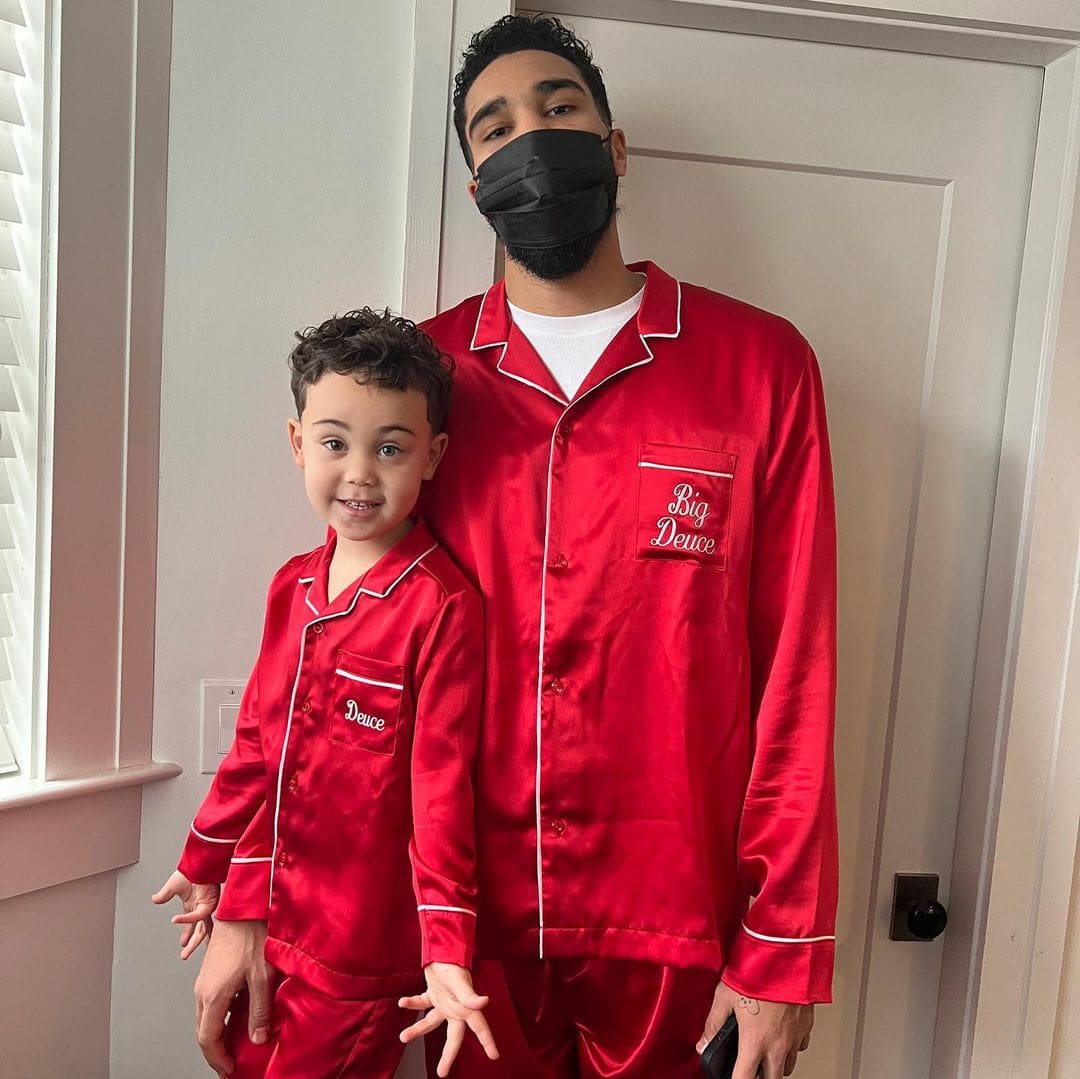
<box><xmin>288</xmin><ymin>308</ymin><xmax>454</xmax><ymax>433</ymax></box>
<box><xmin>452</xmin><ymin>14</ymin><xmax>613</xmax><ymax>171</ymax></box>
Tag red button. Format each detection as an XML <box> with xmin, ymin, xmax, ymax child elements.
<box><xmin>301</xmin><ymin>700</ymin><xmax>311</xmax><ymax>713</ymax></box>
<box><xmin>287</xmin><ymin>773</ymin><xmax>299</xmax><ymax>792</ymax></box>
<box><xmin>549</xmin><ymin>678</ymin><xmax>565</xmax><ymax>696</ymax></box>
<box><xmin>277</xmin><ymin>852</ymin><xmax>289</xmax><ymax>867</ymax></box>
<box><xmin>311</xmin><ymin>623</ymin><xmax>324</xmax><ymax>635</ymax></box>
<box><xmin>560</xmin><ymin>422</ymin><xmax>574</xmax><ymax>438</ymax></box>
<box><xmin>551</xmin><ymin>554</ymin><xmax>568</xmax><ymax>569</ymax></box>
<box><xmin>550</xmin><ymin>818</ymin><xmax>566</xmax><ymax>837</ymax></box>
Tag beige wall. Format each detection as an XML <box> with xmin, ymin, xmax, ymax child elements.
<box><xmin>109</xmin><ymin>1</ymin><xmax>419</xmax><ymax>1075</ymax></box>
<box><xmin>0</xmin><ymin>873</ymin><xmax>116</xmax><ymax>1079</ymax></box>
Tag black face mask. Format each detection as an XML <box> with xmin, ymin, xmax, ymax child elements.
<box><xmin>473</xmin><ymin>128</ymin><xmax>617</xmax><ymax>251</ymax></box>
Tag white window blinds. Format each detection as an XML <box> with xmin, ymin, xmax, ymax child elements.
<box><xmin>0</xmin><ymin>0</ymin><xmax>46</xmax><ymax>777</ymax></box>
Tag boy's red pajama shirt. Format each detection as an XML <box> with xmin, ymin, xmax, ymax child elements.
<box><xmin>418</xmin><ymin>261</ymin><xmax>839</xmax><ymax>1073</ymax></box>
<box><xmin>176</xmin><ymin>522</ymin><xmax>483</xmax><ymax>1076</ymax></box>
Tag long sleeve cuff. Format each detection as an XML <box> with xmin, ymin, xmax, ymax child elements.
<box><xmin>721</xmin><ymin>924</ymin><xmax>835</xmax><ymax>1005</ymax></box>
<box><xmin>177</xmin><ymin>822</ymin><xmax>241</xmax><ymax>883</ymax></box>
<box><xmin>216</xmin><ymin>858</ymin><xmax>272</xmax><ymax>921</ymax></box>
<box><xmin>418</xmin><ymin>907</ymin><xmax>476</xmax><ymax>969</ymax></box>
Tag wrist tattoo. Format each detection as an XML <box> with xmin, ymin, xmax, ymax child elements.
<box><xmin>737</xmin><ymin>995</ymin><xmax>761</xmax><ymax>1015</ymax></box>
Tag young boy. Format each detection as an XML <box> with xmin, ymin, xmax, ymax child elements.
<box><xmin>152</xmin><ymin>309</ymin><xmax>498</xmax><ymax>1078</ymax></box>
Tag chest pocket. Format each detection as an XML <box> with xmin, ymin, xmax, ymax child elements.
<box><xmin>636</xmin><ymin>442</ymin><xmax>736</xmax><ymax>571</ymax></box>
<box><xmin>329</xmin><ymin>651</ymin><xmax>405</xmax><ymax>756</ymax></box>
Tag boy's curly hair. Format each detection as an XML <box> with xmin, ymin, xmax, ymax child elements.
<box><xmin>288</xmin><ymin>308</ymin><xmax>454</xmax><ymax>433</ymax></box>
<box><xmin>452</xmin><ymin>14</ymin><xmax>613</xmax><ymax>170</ymax></box>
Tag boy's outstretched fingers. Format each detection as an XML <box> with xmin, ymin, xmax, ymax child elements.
<box><xmin>172</xmin><ymin>899</ymin><xmax>219</xmax><ymax>925</ymax></box>
<box><xmin>399</xmin><ymin>965</ymin><xmax>500</xmax><ymax>1073</ymax></box>
<box><xmin>464</xmin><ymin>1009</ymin><xmax>499</xmax><ymax>1061</ymax></box>
<box><xmin>437</xmin><ymin>1022</ymin><xmax>466</xmax><ymax>1078</ymax></box>
<box><xmin>151</xmin><ymin>874</ymin><xmax>185</xmax><ymax>907</ymax></box>
<box><xmin>398</xmin><ymin>1002</ymin><xmax>445</xmax><ymax>1044</ymax></box>
<box><xmin>153</xmin><ymin>871</ymin><xmax>220</xmax><ymax>958</ymax></box>
<box><xmin>179</xmin><ymin>917</ymin><xmax>211</xmax><ymax>961</ymax></box>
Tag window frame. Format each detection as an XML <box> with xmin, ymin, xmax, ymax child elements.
<box><xmin>0</xmin><ymin>0</ymin><xmax>178</xmax><ymax>900</ymax></box>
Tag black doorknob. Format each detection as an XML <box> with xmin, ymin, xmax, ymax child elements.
<box><xmin>890</xmin><ymin>873</ymin><xmax>949</xmax><ymax>941</ymax></box>
<box><xmin>906</xmin><ymin>898</ymin><xmax>948</xmax><ymax>940</ymax></box>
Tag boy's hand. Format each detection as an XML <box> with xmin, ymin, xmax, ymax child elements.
<box><xmin>151</xmin><ymin>870</ymin><xmax>221</xmax><ymax>960</ymax></box>
<box><xmin>398</xmin><ymin>963</ymin><xmax>499</xmax><ymax>1076</ymax></box>
<box><xmin>194</xmin><ymin>919</ymin><xmax>273</xmax><ymax>1079</ymax></box>
<box><xmin>696</xmin><ymin>979</ymin><xmax>814</xmax><ymax>1078</ymax></box>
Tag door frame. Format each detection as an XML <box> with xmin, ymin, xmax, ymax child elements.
<box><xmin>402</xmin><ymin>2</ymin><xmax>1080</xmax><ymax>1075</ymax></box>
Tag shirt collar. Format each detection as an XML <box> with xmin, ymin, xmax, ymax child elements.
<box><xmin>357</xmin><ymin>519</ymin><xmax>439</xmax><ymax>598</ymax></box>
<box><xmin>302</xmin><ymin>519</ymin><xmax>438</xmax><ymax>616</ymax></box>
<box><xmin>470</xmin><ymin>260</ymin><xmax>681</xmax><ymax>352</ymax></box>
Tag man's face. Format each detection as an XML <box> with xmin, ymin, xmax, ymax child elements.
<box><xmin>463</xmin><ymin>50</ymin><xmax>628</xmax><ymax>281</ymax></box>
<box><xmin>287</xmin><ymin>374</ymin><xmax>447</xmax><ymax>553</ymax></box>
<box><xmin>463</xmin><ymin>49</ymin><xmax>623</xmax><ymax>175</ymax></box>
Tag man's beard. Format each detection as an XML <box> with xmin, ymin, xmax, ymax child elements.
<box><xmin>499</xmin><ymin>196</ymin><xmax>617</xmax><ymax>282</ymax></box>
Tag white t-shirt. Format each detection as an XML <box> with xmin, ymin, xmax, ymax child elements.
<box><xmin>508</xmin><ymin>279</ymin><xmax>646</xmax><ymax>400</ymax></box>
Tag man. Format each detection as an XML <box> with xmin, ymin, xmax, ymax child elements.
<box><xmin>404</xmin><ymin>14</ymin><xmax>838</xmax><ymax>1079</ymax></box>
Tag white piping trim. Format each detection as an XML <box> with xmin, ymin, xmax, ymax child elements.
<box><xmin>469</xmin><ymin>287</ymin><xmax>498</xmax><ymax>351</ymax></box>
<box><xmin>191</xmin><ymin>823</ymin><xmax>239</xmax><ymax>845</ymax></box>
<box><xmin>534</xmin><ymin>421</ymin><xmax>559</xmax><ymax>958</ymax></box>
<box><xmin>417</xmin><ymin>904</ymin><xmax>477</xmax><ymax>917</ymax></box>
<box><xmin>231</xmin><ymin>856</ymin><xmax>272</xmax><ymax>864</ymax></box>
<box><xmin>497</xmin><ymin>361</ymin><xmax>568</xmax><ymax>406</ymax></box>
<box><xmin>270</xmin><ymin>583</ymin><xmax>367</xmax><ymax>903</ymax></box>
<box><xmin>653</xmin><ymin>280</ymin><xmax>682</xmax><ymax>339</ymax></box>
<box><xmin>742</xmin><ymin>923</ymin><xmax>836</xmax><ymax>944</ymax></box>
<box><xmin>297</xmin><ymin>576</ymin><xmax>315</xmax><ymax>584</ymax></box>
<box><xmin>305</xmin><ymin>595</ymin><xmax>319</xmax><ymax>616</ymax></box>
<box><xmin>358</xmin><ymin>543</ymin><xmax>438</xmax><ymax>598</ymax></box>
<box><xmin>638</xmin><ymin>461</ymin><xmax>733</xmax><ymax>480</ymax></box>
<box><xmin>335</xmin><ymin>668</ymin><xmax>404</xmax><ymax>692</ymax></box>
<box><xmin>470</xmin><ymin>286</ymin><xmax>572</xmax><ymax>405</ymax></box>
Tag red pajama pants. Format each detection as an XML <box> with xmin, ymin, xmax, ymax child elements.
<box><xmin>425</xmin><ymin>958</ymin><xmax>718</xmax><ymax>1078</ymax></box>
<box><xmin>226</xmin><ymin>975</ymin><xmax>414</xmax><ymax>1079</ymax></box>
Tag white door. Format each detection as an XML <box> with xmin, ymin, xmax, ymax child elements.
<box><xmin>436</xmin><ymin>8</ymin><xmax>1043</xmax><ymax>1078</ymax></box>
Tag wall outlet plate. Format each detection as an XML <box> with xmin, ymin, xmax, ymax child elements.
<box><xmin>199</xmin><ymin>680</ymin><xmax>245</xmax><ymax>774</ymax></box>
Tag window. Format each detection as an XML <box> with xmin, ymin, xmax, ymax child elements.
<box><xmin>0</xmin><ymin>0</ymin><xmax>46</xmax><ymax>778</ymax></box>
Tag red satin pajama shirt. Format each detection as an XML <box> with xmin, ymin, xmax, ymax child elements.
<box><xmin>178</xmin><ymin>521</ymin><xmax>483</xmax><ymax>1000</ymax></box>
<box><xmin>420</xmin><ymin>261</ymin><xmax>839</xmax><ymax>1007</ymax></box>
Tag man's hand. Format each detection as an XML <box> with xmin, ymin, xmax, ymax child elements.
<box><xmin>696</xmin><ymin>979</ymin><xmax>814</xmax><ymax>1079</ymax></box>
<box><xmin>398</xmin><ymin>962</ymin><xmax>500</xmax><ymax>1077</ymax></box>
<box><xmin>192</xmin><ymin>919</ymin><xmax>273</xmax><ymax>1079</ymax></box>
<box><xmin>152</xmin><ymin>870</ymin><xmax>220</xmax><ymax>960</ymax></box>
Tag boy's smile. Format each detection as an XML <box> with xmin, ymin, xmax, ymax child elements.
<box><xmin>287</xmin><ymin>373</ymin><xmax>448</xmax><ymax>563</ymax></box>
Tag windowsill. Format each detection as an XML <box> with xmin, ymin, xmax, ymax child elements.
<box><xmin>0</xmin><ymin>760</ymin><xmax>182</xmax><ymax>811</ymax></box>
<box><xmin>0</xmin><ymin>761</ymin><xmax>182</xmax><ymax>900</ymax></box>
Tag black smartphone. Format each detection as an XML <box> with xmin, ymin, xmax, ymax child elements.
<box><xmin>700</xmin><ymin>1013</ymin><xmax>739</xmax><ymax>1078</ymax></box>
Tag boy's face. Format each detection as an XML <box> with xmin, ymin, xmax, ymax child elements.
<box><xmin>287</xmin><ymin>373</ymin><xmax>448</xmax><ymax>553</ymax></box>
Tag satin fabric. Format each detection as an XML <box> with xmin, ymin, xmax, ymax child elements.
<box><xmin>227</xmin><ymin>977</ymin><xmax>416</xmax><ymax>1078</ymax></box>
<box><xmin>419</xmin><ymin>261</ymin><xmax>838</xmax><ymax>1004</ymax></box>
<box><xmin>177</xmin><ymin>522</ymin><xmax>483</xmax><ymax>997</ymax></box>
<box><xmin>425</xmin><ymin>958</ymin><xmax>716</xmax><ymax>1078</ymax></box>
